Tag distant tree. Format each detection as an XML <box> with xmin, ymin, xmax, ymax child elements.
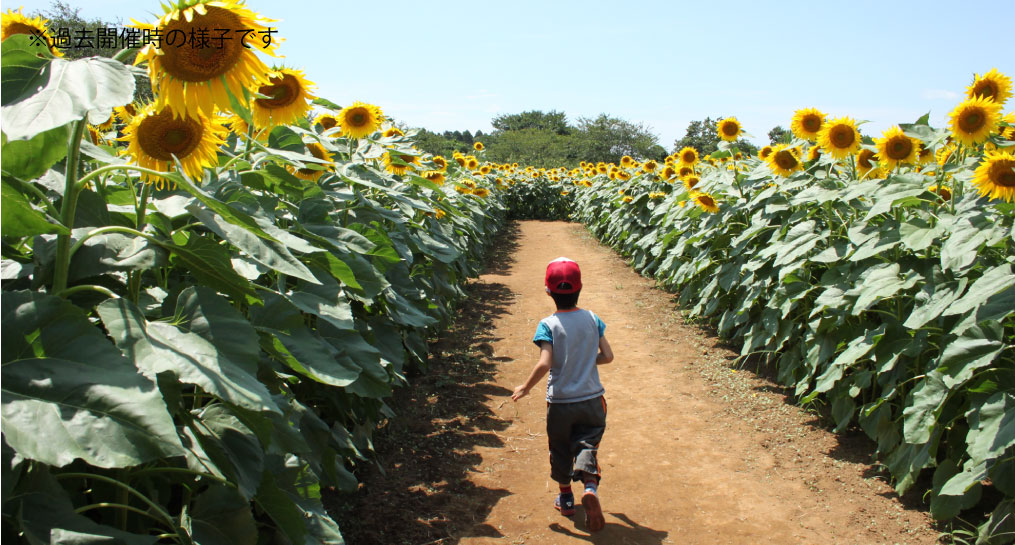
<box><xmin>768</xmin><ymin>125</ymin><xmax>791</xmax><ymax>145</ymax></box>
<box><xmin>492</xmin><ymin>110</ymin><xmax>570</xmax><ymax>135</ymax></box>
<box><xmin>673</xmin><ymin>117</ymin><xmax>756</xmax><ymax>156</ymax></box>
<box><xmin>413</xmin><ymin>128</ymin><xmax>473</xmax><ymax>158</ymax></box>
<box><xmin>574</xmin><ymin>114</ymin><xmax>663</xmax><ymax>164</ymax></box>
<box><xmin>34</xmin><ymin>1</ymin><xmax>152</xmax><ymax>103</ymax></box>
<box><xmin>461</xmin><ymin>130</ymin><xmax>474</xmax><ymax>143</ymax></box>
<box><xmin>484</xmin><ymin>129</ymin><xmax>580</xmax><ymax>167</ymax></box>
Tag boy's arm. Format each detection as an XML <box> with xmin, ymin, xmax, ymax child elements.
<box><xmin>596</xmin><ymin>335</ymin><xmax>614</xmax><ymax>364</ymax></box>
<box><xmin>512</xmin><ymin>341</ymin><xmax>553</xmax><ymax>401</ymax></box>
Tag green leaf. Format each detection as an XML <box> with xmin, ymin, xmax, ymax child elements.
<box><xmin>903</xmin><ymin>373</ymin><xmax>948</xmax><ymax>444</ymax></box>
<box><xmin>175</xmin><ymin>286</ymin><xmax>262</xmax><ymax>371</ymax></box>
<box><xmin>255</xmin><ymin>470</ymin><xmax>308</xmax><ymax>545</ymax></box>
<box><xmin>943</xmin><ymin>264</ymin><xmax>1015</xmax><ymax>318</ymax></box>
<box><xmin>903</xmin><ymin>278</ymin><xmax>968</xmax><ymax>330</ymax></box>
<box><xmin>1</xmin><ymin>34</ymin><xmax>52</xmax><ymax>106</ymax></box>
<box><xmin>965</xmin><ymin>392</ymin><xmax>1015</xmax><ymax>466</ymax></box>
<box><xmin>284</xmin><ymin>267</ymin><xmax>355</xmax><ymax>331</ymax></box>
<box><xmin>1</xmin><ymin>56</ymin><xmax>135</xmax><ymax>140</ymax></box>
<box><xmin>188</xmin><ymin>203</ymin><xmax>319</xmax><ymax>283</ymax></box>
<box><xmin>940</xmin><ymin>219</ymin><xmax>989</xmax><ymax>272</ymax></box>
<box><xmin>183</xmin><ymin>404</ymin><xmax>265</xmax><ymax>500</ymax></box>
<box><xmin>168</xmin><ymin>233</ymin><xmax>259</xmax><ymax>302</ymax></box>
<box><xmin>849</xmin><ymin>263</ymin><xmax>911</xmax><ymax>315</ymax></box>
<box><xmin>1</xmin><ymin>291</ymin><xmax>184</xmax><ymax>467</ymax></box>
<box><xmin>189</xmin><ymin>484</ymin><xmax>259</xmax><ymax>545</ymax></box>
<box><xmin>899</xmin><ymin>217</ymin><xmax>942</xmax><ymax>252</ymax></box>
<box><xmin>0</xmin><ymin>179</ymin><xmax>66</xmax><ymax>236</ymax></box>
<box><xmin>264</xmin><ymin>327</ymin><xmax>361</xmax><ymax>387</ymax></box>
<box><xmin>97</xmin><ymin>298</ymin><xmax>279</xmax><ymax>413</ymax></box>
<box><xmin>1</xmin><ymin>124</ymin><xmax>69</xmax><ymax>180</ymax></box>
<box><xmin>931</xmin><ymin>458</ymin><xmax>981</xmax><ymax>520</ymax></box>
<box><xmin>169</xmin><ymin>171</ymin><xmax>279</xmax><ymax>243</ymax></box>
<box><xmin>937</xmin><ymin>322</ymin><xmax>1005</xmax><ymax>389</ymax></box>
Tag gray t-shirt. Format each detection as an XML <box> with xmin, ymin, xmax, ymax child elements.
<box><xmin>532</xmin><ymin>308</ymin><xmax>606</xmax><ymax>403</ymax></box>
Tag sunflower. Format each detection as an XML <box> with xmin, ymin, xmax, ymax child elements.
<box><xmin>683</xmin><ymin>175</ymin><xmax>701</xmax><ymax>191</ymax></box>
<box><xmin>472</xmin><ymin>187</ymin><xmax>491</xmax><ymax>198</ymax></box>
<box><xmin>874</xmin><ymin>126</ymin><xmax>920</xmax><ymax>170</ymax></box>
<box><xmin>95</xmin><ymin>114</ymin><xmax>115</xmax><ymax>132</ymax></box>
<box><xmin>1000</xmin><ymin>113</ymin><xmax>1015</xmax><ymax>141</ymax></box>
<box><xmin>678</xmin><ymin>147</ymin><xmax>699</xmax><ymax>165</ymax></box>
<box><xmin>759</xmin><ymin>146</ymin><xmax>774</xmax><ymax>160</ymax></box>
<box><xmin>121</xmin><ymin>104</ymin><xmax>226</xmax><ymax>183</ymax></box>
<box><xmin>383</xmin><ymin>152</ymin><xmax>420</xmax><ymax>176</ymax></box>
<box><xmin>313</xmin><ymin>113</ymin><xmax>339</xmax><ymax>131</ymax></box>
<box><xmin>383</xmin><ymin>126</ymin><xmax>405</xmax><ymax>138</ymax></box>
<box><xmin>936</xmin><ymin>144</ymin><xmax>957</xmax><ymax>166</ymax></box>
<box><xmin>617</xmin><ymin>171</ymin><xmax>631</xmax><ymax>181</ymax></box>
<box><xmin>431</xmin><ymin>155</ymin><xmax>448</xmax><ymax>171</ymax></box>
<box><xmin>856</xmin><ymin>148</ymin><xmax>881</xmax><ymax>179</ymax></box>
<box><xmin>222</xmin><ymin>111</ymin><xmax>267</xmax><ymax>142</ymax></box>
<box><xmin>288</xmin><ymin>142</ymin><xmax>334</xmax><ymax>182</ymax></box>
<box><xmin>1</xmin><ymin>7</ymin><xmax>62</xmax><ymax>56</ymax></box>
<box><xmin>817</xmin><ymin>116</ymin><xmax>861</xmax><ymax>159</ymax></box>
<box><xmin>622</xmin><ymin>195</ymin><xmax>634</xmax><ymax>203</ymax></box>
<box><xmin>454</xmin><ymin>185</ymin><xmax>472</xmax><ymax>194</ymax></box>
<box><xmin>691</xmin><ymin>191</ymin><xmax>719</xmax><ymax>213</ymax></box>
<box><xmin>338</xmin><ymin>101</ymin><xmax>384</xmax><ymax>138</ymax></box>
<box><xmin>926</xmin><ymin>184</ymin><xmax>952</xmax><ymax>201</ymax></box>
<box><xmin>678</xmin><ymin>165</ymin><xmax>695</xmax><ymax>179</ymax></box>
<box><xmin>132</xmin><ymin>1</ymin><xmax>280</xmax><ymax>121</ymax></box>
<box><xmin>971</xmin><ymin>151</ymin><xmax>1015</xmax><ymax>202</ymax></box>
<box><xmin>466</xmin><ymin>157</ymin><xmax>480</xmax><ymax>170</ymax></box>
<box><xmin>474</xmin><ymin>141</ymin><xmax>484</xmax><ymax>151</ymax></box>
<box><xmin>767</xmin><ymin>144</ymin><xmax>803</xmax><ymax>176</ymax></box>
<box><xmin>948</xmin><ymin>96</ymin><xmax>1002</xmax><ymax>147</ymax></box>
<box><xmin>649</xmin><ymin>191</ymin><xmax>666</xmax><ymax>200</ymax></box>
<box><xmin>642</xmin><ymin>160</ymin><xmax>659</xmax><ymax>173</ymax></box>
<box><xmin>661</xmin><ymin>165</ymin><xmax>677</xmax><ymax>180</ymax></box>
<box><xmin>791</xmin><ymin>108</ymin><xmax>825</xmax><ymax>141</ymax></box>
<box><xmin>717</xmin><ymin>118</ymin><xmax>742</xmax><ymax>142</ymax></box>
<box><xmin>806</xmin><ymin>145</ymin><xmax>821</xmax><ymax>163</ymax></box>
<box><xmin>251</xmin><ymin>68</ymin><xmax>315</xmax><ymax>128</ymax></box>
<box><xmin>420</xmin><ymin>170</ymin><xmax>445</xmax><ymax>186</ymax></box>
<box><xmin>620</xmin><ymin>156</ymin><xmax>634</xmax><ymax>168</ymax></box>
<box><xmin>966</xmin><ymin>68</ymin><xmax>1012</xmax><ymax>106</ymax></box>
<box><xmin>114</xmin><ymin>103</ymin><xmax>140</xmax><ymax>124</ymax></box>
<box><xmin>479</xmin><ymin>165</ymin><xmax>492</xmax><ymax>175</ymax></box>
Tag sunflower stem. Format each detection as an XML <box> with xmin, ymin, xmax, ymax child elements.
<box><xmin>55</xmin><ymin>284</ymin><xmax>119</xmax><ymax>299</ymax></box>
<box><xmin>75</xmin><ymin>164</ymin><xmax>172</xmax><ymax>190</ymax></box>
<box><xmin>52</xmin><ymin>120</ymin><xmax>87</xmax><ymax>296</ymax></box>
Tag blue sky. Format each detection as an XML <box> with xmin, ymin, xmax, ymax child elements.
<box><xmin>15</xmin><ymin>0</ymin><xmax>1015</xmax><ymax>149</ymax></box>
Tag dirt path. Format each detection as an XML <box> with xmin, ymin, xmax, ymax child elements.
<box><xmin>330</xmin><ymin>220</ymin><xmax>939</xmax><ymax>544</ymax></box>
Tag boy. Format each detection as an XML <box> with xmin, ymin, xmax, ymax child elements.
<box><xmin>511</xmin><ymin>257</ymin><xmax>614</xmax><ymax>532</ymax></box>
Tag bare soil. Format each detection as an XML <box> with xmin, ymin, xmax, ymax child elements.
<box><xmin>327</xmin><ymin>220</ymin><xmax>940</xmax><ymax>545</ymax></box>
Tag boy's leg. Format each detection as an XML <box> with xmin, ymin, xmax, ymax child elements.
<box><xmin>546</xmin><ymin>403</ymin><xmax>577</xmax><ymax>516</ymax></box>
<box><xmin>570</xmin><ymin>397</ymin><xmax>607</xmax><ymax>484</ymax></box>
<box><xmin>570</xmin><ymin>397</ymin><xmax>607</xmax><ymax>532</ymax></box>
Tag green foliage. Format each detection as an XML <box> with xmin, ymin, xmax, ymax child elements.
<box><xmin>492</xmin><ymin>110</ymin><xmax>570</xmax><ymax>135</ymax></box>
<box><xmin>768</xmin><ymin>125</ymin><xmax>791</xmax><ymax>145</ymax></box>
<box><xmin>1</xmin><ymin>43</ymin><xmax>506</xmax><ymax>543</ymax></box>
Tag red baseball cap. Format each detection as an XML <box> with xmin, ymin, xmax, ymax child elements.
<box><xmin>545</xmin><ymin>257</ymin><xmax>582</xmax><ymax>294</ymax></box>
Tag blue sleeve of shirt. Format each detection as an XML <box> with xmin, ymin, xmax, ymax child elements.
<box><xmin>594</xmin><ymin>314</ymin><xmax>606</xmax><ymax>337</ymax></box>
<box><xmin>533</xmin><ymin>321</ymin><xmax>553</xmax><ymax>345</ymax></box>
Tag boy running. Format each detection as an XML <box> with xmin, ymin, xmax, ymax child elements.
<box><xmin>511</xmin><ymin>257</ymin><xmax>614</xmax><ymax>532</ymax></box>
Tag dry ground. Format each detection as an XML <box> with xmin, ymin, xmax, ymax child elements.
<box><xmin>327</xmin><ymin>220</ymin><xmax>940</xmax><ymax>545</ymax></box>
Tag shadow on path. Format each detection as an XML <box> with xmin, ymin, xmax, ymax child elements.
<box><xmin>549</xmin><ymin>511</ymin><xmax>669</xmax><ymax>544</ymax></box>
<box><xmin>325</xmin><ymin>224</ymin><xmax>522</xmax><ymax>544</ymax></box>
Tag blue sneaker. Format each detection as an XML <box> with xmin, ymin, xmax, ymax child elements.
<box><xmin>554</xmin><ymin>492</ymin><xmax>575</xmax><ymax>516</ymax></box>
<box><xmin>582</xmin><ymin>488</ymin><xmax>605</xmax><ymax>532</ymax></box>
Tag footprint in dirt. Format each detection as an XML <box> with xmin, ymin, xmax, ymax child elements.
<box><xmin>550</xmin><ymin>512</ymin><xmax>668</xmax><ymax>543</ymax></box>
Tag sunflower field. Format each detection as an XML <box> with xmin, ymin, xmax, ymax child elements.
<box><xmin>1</xmin><ymin>3</ymin><xmax>512</xmax><ymax>542</ymax></box>
<box><xmin>2</xmin><ymin>1</ymin><xmax>1014</xmax><ymax>542</ymax></box>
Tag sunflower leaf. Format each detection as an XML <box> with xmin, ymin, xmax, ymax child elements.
<box><xmin>0</xmin><ymin>56</ymin><xmax>134</xmax><ymax>140</ymax></box>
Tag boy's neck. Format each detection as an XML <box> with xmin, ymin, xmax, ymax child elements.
<box><xmin>554</xmin><ymin>307</ymin><xmax>581</xmax><ymax>313</ymax></box>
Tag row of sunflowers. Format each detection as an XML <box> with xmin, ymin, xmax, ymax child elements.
<box><xmin>0</xmin><ymin>3</ymin><xmax>522</xmax><ymax>543</ymax></box>
<box><xmin>495</xmin><ymin>70</ymin><xmax>1013</xmax><ymax>541</ymax></box>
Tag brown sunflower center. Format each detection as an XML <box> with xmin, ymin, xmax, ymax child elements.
<box><xmin>319</xmin><ymin>117</ymin><xmax>337</xmax><ymax>130</ymax></box>
<box><xmin>698</xmin><ymin>195</ymin><xmax>715</xmax><ymax>207</ymax></box>
<box><xmin>802</xmin><ymin>115</ymin><xmax>822</xmax><ymax>133</ymax></box>
<box><xmin>830</xmin><ymin>125</ymin><xmax>856</xmax><ymax>148</ymax></box>
<box><xmin>958</xmin><ymin>108</ymin><xmax>985</xmax><ymax>133</ymax></box>
<box><xmin>972</xmin><ymin>81</ymin><xmax>998</xmax><ymax>100</ymax></box>
<box><xmin>5</xmin><ymin>21</ymin><xmax>42</xmax><ymax>37</ymax></box>
<box><xmin>686</xmin><ymin>177</ymin><xmax>700</xmax><ymax>188</ymax></box>
<box><xmin>886</xmin><ymin>137</ymin><xmax>913</xmax><ymax>160</ymax></box>
<box><xmin>774</xmin><ymin>150</ymin><xmax>799</xmax><ymax>170</ymax></box>
<box><xmin>720</xmin><ymin>122</ymin><xmax>739</xmax><ymax>136</ymax></box>
<box><xmin>857</xmin><ymin>150</ymin><xmax>877</xmax><ymax>169</ymax></box>
<box><xmin>347</xmin><ymin>109</ymin><xmax>369</xmax><ymax>127</ymax></box>
<box><xmin>679</xmin><ymin>167</ymin><xmax>693</xmax><ymax>177</ymax></box>
<box><xmin>989</xmin><ymin>159</ymin><xmax>1015</xmax><ymax>188</ymax></box>
<box><xmin>256</xmin><ymin>74</ymin><xmax>300</xmax><ymax>109</ymax></box>
<box><xmin>682</xmin><ymin>151</ymin><xmax>696</xmax><ymax>163</ymax></box>
<box><xmin>307</xmin><ymin>144</ymin><xmax>329</xmax><ymax>161</ymax></box>
<box><xmin>137</xmin><ymin>110</ymin><xmax>203</xmax><ymax>161</ymax></box>
<box><xmin>158</xmin><ymin>7</ymin><xmax>245</xmax><ymax>82</ymax></box>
